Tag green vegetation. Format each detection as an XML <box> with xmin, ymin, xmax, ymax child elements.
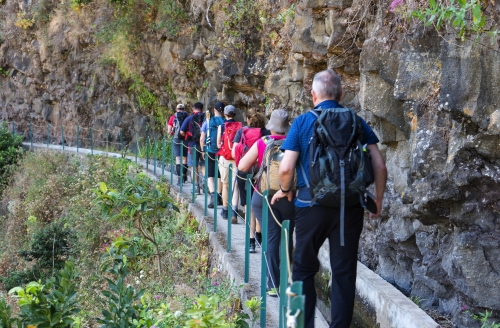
<box><xmin>471</xmin><ymin>310</ymin><xmax>500</xmax><ymax>328</ymax></box>
<box><xmin>0</xmin><ymin>152</ymin><xmax>246</xmax><ymax>326</ymax></box>
<box><xmin>0</xmin><ymin>122</ymin><xmax>24</xmax><ymax>194</ymax></box>
<box><xmin>390</xmin><ymin>0</ymin><xmax>498</xmax><ymax>42</ymax></box>
<box><xmin>412</xmin><ymin>0</ymin><xmax>495</xmax><ymax>40</ymax></box>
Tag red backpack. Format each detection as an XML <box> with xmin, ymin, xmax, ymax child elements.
<box><xmin>234</xmin><ymin>127</ymin><xmax>262</xmax><ymax>166</ymax></box>
<box><xmin>216</xmin><ymin>122</ymin><xmax>242</xmax><ymax>160</ymax></box>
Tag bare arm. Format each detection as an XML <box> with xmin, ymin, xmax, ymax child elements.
<box><xmin>237</xmin><ymin>143</ymin><xmax>258</xmax><ymax>172</ymax></box>
<box><xmin>367</xmin><ymin>144</ymin><xmax>387</xmax><ymax>218</ymax></box>
<box><xmin>167</xmin><ymin>125</ymin><xmax>172</xmax><ymax>135</ymax></box>
<box><xmin>232</xmin><ymin>142</ymin><xmax>240</xmax><ymax>159</ymax></box>
<box><xmin>271</xmin><ymin>150</ymin><xmax>299</xmax><ymax>204</ymax></box>
<box><xmin>217</xmin><ymin>125</ymin><xmax>222</xmax><ymax>148</ymax></box>
<box><xmin>200</xmin><ymin>131</ymin><xmax>206</xmax><ymax>150</ymax></box>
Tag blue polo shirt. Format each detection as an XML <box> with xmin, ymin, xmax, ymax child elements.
<box><xmin>281</xmin><ymin>100</ymin><xmax>380</xmax><ymax>207</ymax></box>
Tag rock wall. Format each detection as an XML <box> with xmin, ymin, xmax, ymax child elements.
<box><xmin>1</xmin><ymin>0</ymin><xmax>499</xmax><ymax>326</ymax></box>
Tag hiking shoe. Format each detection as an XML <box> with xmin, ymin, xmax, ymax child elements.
<box><xmin>267</xmin><ymin>288</ymin><xmax>278</xmax><ymax>297</ymax></box>
<box><xmin>249</xmin><ymin>239</ymin><xmax>256</xmax><ymax>253</ymax></box>
<box><xmin>208</xmin><ymin>193</ymin><xmax>214</xmax><ymax>209</ymax></box>
<box><xmin>217</xmin><ymin>194</ymin><xmax>223</xmax><ymax>206</ymax></box>
<box><xmin>221</xmin><ymin>208</ymin><xmax>228</xmax><ymax>220</ymax></box>
<box><xmin>231</xmin><ymin>210</ymin><xmax>238</xmax><ymax>224</ymax></box>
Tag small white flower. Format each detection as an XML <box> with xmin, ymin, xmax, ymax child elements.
<box><xmin>174</xmin><ymin>311</ymin><xmax>183</xmax><ymax>318</ymax></box>
<box><xmin>135</xmin><ymin>280</ymin><xmax>140</xmax><ymax>285</ymax></box>
<box><xmin>140</xmin><ymin>275</ymin><xmax>144</xmax><ymax>279</ymax></box>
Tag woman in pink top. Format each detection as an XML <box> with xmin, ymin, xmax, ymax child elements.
<box><xmin>237</xmin><ymin>109</ymin><xmax>295</xmax><ymax>297</ymax></box>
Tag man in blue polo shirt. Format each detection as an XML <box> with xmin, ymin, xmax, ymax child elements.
<box><xmin>272</xmin><ymin>69</ymin><xmax>387</xmax><ymax>328</ymax></box>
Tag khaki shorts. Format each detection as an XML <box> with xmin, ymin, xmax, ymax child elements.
<box><xmin>219</xmin><ymin>157</ymin><xmax>236</xmax><ymax>184</ymax></box>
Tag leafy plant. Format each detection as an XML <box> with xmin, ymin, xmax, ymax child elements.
<box><xmin>14</xmin><ymin>12</ymin><xmax>35</xmax><ymax>29</ymax></box>
<box><xmin>94</xmin><ymin>174</ymin><xmax>179</xmax><ymax>275</ymax></box>
<box><xmin>8</xmin><ymin>260</ymin><xmax>81</xmax><ymax>327</ymax></box>
<box><xmin>0</xmin><ymin>298</ymin><xmax>18</xmax><ymax>328</ymax></box>
<box><xmin>410</xmin><ymin>0</ymin><xmax>497</xmax><ymax>41</ymax></box>
<box><xmin>244</xmin><ymin>296</ymin><xmax>262</xmax><ymax>327</ymax></box>
<box><xmin>96</xmin><ymin>256</ymin><xmax>145</xmax><ymax>327</ymax></box>
<box><xmin>471</xmin><ymin>310</ymin><xmax>500</xmax><ymax>328</ymax></box>
<box><xmin>0</xmin><ymin>122</ymin><xmax>24</xmax><ymax>194</ymax></box>
<box><xmin>184</xmin><ymin>295</ymin><xmax>228</xmax><ymax>327</ymax></box>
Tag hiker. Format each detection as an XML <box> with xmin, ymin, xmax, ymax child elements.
<box><xmin>238</xmin><ymin>109</ymin><xmax>294</xmax><ymax>296</ymax></box>
<box><xmin>200</xmin><ymin>101</ymin><xmax>225</xmax><ymax>208</ymax></box>
<box><xmin>271</xmin><ymin>69</ymin><xmax>387</xmax><ymax>328</ymax></box>
<box><xmin>167</xmin><ymin>103</ymin><xmax>189</xmax><ymax>184</ymax></box>
<box><xmin>233</xmin><ymin>110</ymin><xmax>268</xmax><ymax>253</ymax></box>
<box><xmin>216</xmin><ymin>105</ymin><xmax>241</xmax><ymax>224</ymax></box>
<box><xmin>180</xmin><ymin>102</ymin><xmax>205</xmax><ymax>194</ymax></box>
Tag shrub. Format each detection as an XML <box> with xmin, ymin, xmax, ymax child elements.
<box><xmin>0</xmin><ymin>122</ymin><xmax>24</xmax><ymax>194</ymax></box>
<box><xmin>8</xmin><ymin>260</ymin><xmax>81</xmax><ymax>327</ymax></box>
<box><xmin>1</xmin><ymin>223</ymin><xmax>74</xmax><ymax>290</ymax></box>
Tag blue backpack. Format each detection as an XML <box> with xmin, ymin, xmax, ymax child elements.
<box><xmin>205</xmin><ymin>116</ymin><xmax>225</xmax><ymax>153</ymax></box>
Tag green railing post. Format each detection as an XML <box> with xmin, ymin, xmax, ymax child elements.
<box><xmin>61</xmin><ymin>125</ymin><xmax>65</xmax><ymax>151</ymax></box>
<box><xmin>170</xmin><ymin>139</ymin><xmax>174</xmax><ymax>185</ymax></box>
<box><xmin>11</xmin><ymin>121</ymin><xmax>14</xmax><ymax>136</ymax></box>
<box><xmin>204</xmin><ymin>151</ymin><xmax>209</xmax><ymax>216</ymax></box>
<box><xmin>47</xmin><ymin>123</ymin><xmax>50</xmax><ymax>148</ymax></box>
<box><xmin>162</xmin><ymin>138</ymin><xmax>166</xmax><ymax>177</ymax></box>
<box><xmin>135</xmin><ymin>132</ymin><xmax>138</xmax><ymax>164</ymax></box>
<box><xmin>153</xmin><ymin>139</ymin><xmax>157</xmax><ymax>175</ymax></box>
<box><xmin>146</xmin><ymin>136</ymin><xmax>150</xmax><ymax>170</ymax></box>
<box><xmin>279</xmin><ymin>220</ymin><xmax>291</xmax><ymax>328</ymax></box>
<box><xmin>191</xmin><ymin>146</ymin><xmax>196</xmax><ymax>203</ymax></box>
<box><xmin>213</xmin><ymin>155</ymin><xmax>219</xmax><ymax>232</ymax></box>
<box><xmin>244</xmin><ymin>174</ymin><xmax>252</xmax><ymax>283</ymax></box>
<box><xmin>289</xmin><ymin>282</ymin><xmax>305</xmax><ymax>328</ymax></box>
<box><xmin>180</xmin><ymin>141</ymin><xmax>184</xmax><ymax>192</ymax></box>
<box><xmin>260</xmin><ymin>190</ymin><xmax>269</xmax><ymax>328</ymax></box>
<box><xmin>120</xmin><ymin>129</ymin><xmax>123</xmax><ymax>152</ymax></box>
<box><xmin>77</xmin><ymin>126</ymin><xmax>80</xmax><ymax>152</ymax></box>
<box><xmin>29</xmin><ymin>122</ymin><xmax>33</xmax><ymax>150</ymax></box>
<box><xmin>227</xmin><ymin>164</ymin><xmax>233</xmax><ymax>252</ymax></box>
<box><xmin>90</xmin><ymin>127</ymin><xmax>93</xmax><ymax>155</ymax></box>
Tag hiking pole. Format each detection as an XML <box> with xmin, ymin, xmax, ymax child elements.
<box><xmin>62</xmin><ymin>125</ymin><xmax>65</xmax><ymax>151</ymax></box>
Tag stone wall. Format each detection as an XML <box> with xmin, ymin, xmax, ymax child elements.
<box><xmin>1</xmin><ymin>0</ymin><xmax>499</xmax><ymax>326</ymax></box>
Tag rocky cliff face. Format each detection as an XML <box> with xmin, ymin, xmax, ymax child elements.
<box><xmin>1</xmin><ymin>0</ymin><xmax>499</xmax><ymax>326</ymax></box>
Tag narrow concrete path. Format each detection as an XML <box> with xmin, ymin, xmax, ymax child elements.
<box><xmin>24</xmin><ymin>143</ymin><xmax>440</xmax><ymax>328</ymax></box>
<box><xmin>24</xmin><ymin>143</ymin><xmax>329</xmax><ymax>328</ymax></box>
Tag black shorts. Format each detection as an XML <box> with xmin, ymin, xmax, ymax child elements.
<box><xmin>237</xmin><ymin>170</ymin><xmax>255</xmax><ymax>207</ymax></box>
<box><xmin>206</xmin><ymin>152</ymin><xmax>220</xmax><ymax>178</ymax></box>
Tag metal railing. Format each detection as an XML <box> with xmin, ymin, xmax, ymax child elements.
<box><xmin>6</xmin><ymin>120</ymin><xmax>305</xmax><ymax>328</ymax></box>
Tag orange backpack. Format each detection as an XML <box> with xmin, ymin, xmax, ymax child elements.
<box><xmin>216</xmin><ymin>122</ymin><xmax>242</xmax><ymax>160</ymax></box>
